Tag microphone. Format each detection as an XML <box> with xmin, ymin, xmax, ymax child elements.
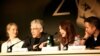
<box><xmin>7</xmin><ymin>41</ymin><xmax>22</xmax><ymax>52</ymax></box>
<box><xmin>7</xmin><ymin>44</ymin><xmax>14</xmax><ymax>52</ymax></box>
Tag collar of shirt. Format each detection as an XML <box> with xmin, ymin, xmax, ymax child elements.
<box><xmin>7</xmin><ymin>38</ymin><xmax>21</xmax><ymax>46</ymax></box>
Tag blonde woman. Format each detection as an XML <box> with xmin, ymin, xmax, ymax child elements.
<box><xmin>1</xmin><ymin>23</ymin><xmax>24</xmax><ymax>52</ymax></box>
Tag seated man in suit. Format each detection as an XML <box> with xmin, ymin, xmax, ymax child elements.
<box><xmin>80</xmin><ymin>16</ymin><xmax>100</xmax><ymax>49</ymax></box>
<box><xmin>22</xmin><ymin>19</ymin><xmax>50</xmax><ymax>51</ymax></box>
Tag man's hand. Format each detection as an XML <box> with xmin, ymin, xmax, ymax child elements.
<box><xmin>80</xmin><ymin>31</ymin><xmax>91</xmax><ymax>45</ymax></box>
<box><xmin>84</xmin><ymin>31</ymin><xmax>91</xmax><ymax>39</ymax></box>
<box><xmin>95</xmin><ymin>46</ymin><xmax>100</xmax><ymax>49</ymax></box>
<box><xmin>33</xmin><ymin>44</ymin><xmax>38</xmax><ymax>49</ymax></box>
<box><xmin>39</xmin><ymin>41</ymin><xmax>47</xmax><ymax>48</ymax></box>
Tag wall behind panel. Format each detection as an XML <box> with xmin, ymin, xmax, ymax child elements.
<box><xmin>0</xmin><ymin>0</ymin><xmax>84</xmax><ymax>41</ymax></box>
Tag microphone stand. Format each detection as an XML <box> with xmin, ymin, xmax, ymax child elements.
<box><xmin>7</xmin><ymin>41</ymin><xmax>22</xmax><ymax>52</ymax></box>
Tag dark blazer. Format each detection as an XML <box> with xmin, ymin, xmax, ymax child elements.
<box><xmin>85</xmin><ymin>33</ymin><xmax>100</xmax><ymax>49</ymax></box>
<box><xmin>22</xmin><ymin>32</ymin><xmax>49</xmax><ymax>51</ymax></box>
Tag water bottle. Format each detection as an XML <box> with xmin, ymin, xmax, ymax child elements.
<box><xmin>47</xmin><ymin>36</ymin><xmax>51</xmax><ymax>47</ymax></box>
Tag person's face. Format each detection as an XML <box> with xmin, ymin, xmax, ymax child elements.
<box><xmin>84</xmin><ymin>22</ymin><xmax>96</xmax><ymax>35</ymax></box>
<box><xmin>7</xmin><ymin>25</ymin><xmax>18</xmax><ymax>38</ymax></box>
<box><xmin>31</xmin><ymin>23</ymin><xmax>43</xmax><ymax>38</ymax></box>
<box><xmin>59</xmin><ymin>26</ymin><xmax>66</xmax><ymax>37</ymax></box>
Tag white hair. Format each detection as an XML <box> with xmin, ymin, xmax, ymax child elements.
<box><xmin>31</xmin><ymin>19</ymin><xmax>44</xmax><ymax>29</ymax></box>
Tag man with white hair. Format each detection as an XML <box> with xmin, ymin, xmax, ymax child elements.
<box><xmin>22</xmin><ymin>19</ymin><xmax>50</xmax><ymax>51</ymax></box>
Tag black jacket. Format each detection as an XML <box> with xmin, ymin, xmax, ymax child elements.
<box><xmin>22</xmin><ymin>32</ymin><xmax>49</xmax><ymax>51</ymax></box>
<box><xmin>85</xmin><ymin>34</ymin><xmax>100</xmax><ymax>49</ymax></box>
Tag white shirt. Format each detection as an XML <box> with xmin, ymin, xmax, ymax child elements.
<box><xmin>1</xmin><ymin>38</ymin><xmax>24</xmax><ymax>53</ymax></box>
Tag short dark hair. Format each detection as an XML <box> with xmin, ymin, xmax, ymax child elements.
<box><xmin>84</xmin><ymin>16</ymin><xmax>100</xmax><ymax>30</ymax></box>
<box><xmin>96</xmin><ymin>0</ymin><xmax>100</xmax><ymax>4</ymax></box>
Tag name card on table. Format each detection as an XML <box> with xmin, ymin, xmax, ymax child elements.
<box><xmin>12</xmin><ymin>48</ymin><xmax>28</xmax><ymax>52</ymax></box>
<box><xmin>42</xmin><ymin>46</ymin><xmax>59</xmax><ymax>51</ymax></box>
<box><xmin>68</xmin><ymin>45</ymin><xmax>86</xmax><ymax>50</ymax></box>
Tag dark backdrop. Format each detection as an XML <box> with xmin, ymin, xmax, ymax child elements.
<box><xmin>0</xmin><ymin>0</ymin><xmax>84</xmax><ymax>41</ymax></box>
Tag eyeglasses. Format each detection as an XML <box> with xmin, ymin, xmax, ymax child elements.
<box><xmin>31</xmin><ymin>28</ymin><xmax>41</xmax><ymax>30</ymax></box>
